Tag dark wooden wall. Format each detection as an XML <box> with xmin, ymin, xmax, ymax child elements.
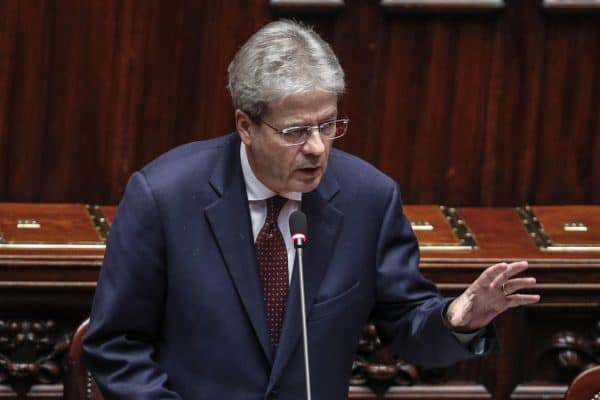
<box><xmin>0</xmin><ymin>0</ymin><xmax>598</xmax><ymax>206</ymax></box>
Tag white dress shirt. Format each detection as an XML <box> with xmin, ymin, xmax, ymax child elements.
<box><xmin>240</xmin><ymin>144</ymin><xmax>301</xmax><ymax>284</ymax></box>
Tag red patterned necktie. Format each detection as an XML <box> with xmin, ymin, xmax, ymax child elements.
<box><xmin>256</xmin><ymin>196</ymin><xmax>289</xmax><ymax>350</ymax></box>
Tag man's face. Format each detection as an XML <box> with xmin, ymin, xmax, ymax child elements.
<box><xmin>238</xmin><ymin>90</ymin><xmax>337</xmax><ymax>194</ymax></box>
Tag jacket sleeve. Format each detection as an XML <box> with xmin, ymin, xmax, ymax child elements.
<box><xmin>83</xmin><ymin>171</ymin><xmax>182</xmax><ymax>399</ymax></box>
<box><xmin>371</xmin><ymin>182</ymin><xmax>498</xmax><ymax>368</ymax></box>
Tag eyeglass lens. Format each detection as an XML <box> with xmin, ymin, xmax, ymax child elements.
<box><xmin>283</xmin><ymin>120</ymin><xmax>348</xmax><ymax>144</ymax></box>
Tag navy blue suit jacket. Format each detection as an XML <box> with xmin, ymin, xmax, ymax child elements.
<box><xmin>83</xmin><ymin>133</ymin><xmax>495</xmax><ymax>399</ymax></box>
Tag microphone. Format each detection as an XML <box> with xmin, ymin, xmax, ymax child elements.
<box><xmin>289</xmin><ymin>211</ymin><xmax>311</xmax><ymax>400</ymax></box>
<box><xmin>289</xmin><ymin>211</ymin><xmax>307</xmax><ymax>248</ymax></box>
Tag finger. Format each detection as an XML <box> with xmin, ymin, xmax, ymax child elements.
<box><xmin>503</xmin><ymin>261</ymin><xmax>530</xmax><ymax>280</ymax></box>
<box><xmin>491</xmin><ymin>261</ymin><xmax>529</xmax><ymax>290</ymax></box>
<box><xmin>506</xmin><ymin>294</ymin><xmax>540</xmax><ymax>308</ymax></box>
<box><xmin>477</xmin><ymin>262</ymin><xmax>509</xmax><ymax>286</ymax></box>
<box><xmin>502</xmin><ymin>277</ymin><xmax>536</xmax><ymax>295</ymax></box>
<box><xmin>490</xmin><ymin>266</ymin><xmax>510</xmax><ymax>290</ymax></box>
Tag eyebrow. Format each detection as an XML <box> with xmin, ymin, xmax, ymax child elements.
<box><xmin>287</xmin><ymin>113</ymin><xmax>338</xmax><ymax>127</ymax></box>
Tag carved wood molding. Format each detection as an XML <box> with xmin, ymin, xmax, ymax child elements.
<box><xmin>352</xmin><ymin>323</ymin><xmax>419</xmax><ymax>391</ymax></box>
<box><xmin>350</xmin><ymin>323</ymin><xmax>454</xmax><ymax>395</ymax></box>
<box><xmin>0</xmin><ymin>320</ymin><xmax>70</xmax><ymax>388</ymax></box>
<box><xmin>539</xmin><ymin>321</ymin><xmax>600</xmax><ymax>382</ymax></box>
<box><xmin>349</xmin><ymin>383</ymin><xmax>492</xmax><ymax>399</ymax></box>
<box><xmin>380</xmin><ymin>0</ymin><xmax>505</xmax><ymax>13</ymax></box>
<box><xmin>0</xmin><ymin>281</ymin><xmax>97</xmax><ymax>289</ymax></box>
<box><xmin>270</xmin><ymin>0</ymin><xmax>345</xmax><ymax>13</ymax></box>
<box><xmin>510</xmin><ymin>383</ymin><xmax>568</xmax><ymax>399</ymax></box>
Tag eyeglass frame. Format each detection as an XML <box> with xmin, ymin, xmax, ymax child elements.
<box><xmin>258</xmin><ymin>117</ymin><xmax>350</xmax><ymax>147</ymax></box>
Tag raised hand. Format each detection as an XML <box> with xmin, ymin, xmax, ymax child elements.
<box><xmin>445</xmin><ymin>261</ymin><xmax>540</xmax><ymax>331</ymax></box>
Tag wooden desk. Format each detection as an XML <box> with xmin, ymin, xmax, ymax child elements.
<box><xmin>0</xmin><ymin>204</ymin><xmax>598</xmax><ymax>399</ymax></box>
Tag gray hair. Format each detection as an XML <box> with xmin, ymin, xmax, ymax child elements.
<box><xmin>227</xmin><ymin>19</ymin><xmax>345</xmax><ymax>122</ymax></box>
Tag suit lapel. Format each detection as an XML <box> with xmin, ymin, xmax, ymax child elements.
<box><xmin>269</xmin><ymin>171</ymin><xmax>344</xmax><ymax>386</ymax></box>
<box><xmin>204</xmin><ymin>136</ymin><xmax>273</xmax><ymax>365</ymax></box>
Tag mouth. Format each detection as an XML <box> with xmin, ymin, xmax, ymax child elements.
<box><xmin>297</xmin><ymin>166</ymin><xmax>322</xmax><ymax>178</ymax></box>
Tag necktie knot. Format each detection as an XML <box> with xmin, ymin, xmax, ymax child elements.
<box><xmin>266</xmin><ymin>196</ymin><xmax>287</xmax><ymax>224</ymax></box>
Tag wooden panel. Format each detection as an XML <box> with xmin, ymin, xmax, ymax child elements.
<box><xmin>443</xmin><ymin>22</ymin><xmax>494</xmax><ymax>204</ymax></box>
<box><xmin>4</xmin><ymin>0</ymin><xmax>49</xmax><ymax>201</ymax></box>
<box><xmin>418</xmin><ymin>207</ymin><xmax>600</xmax><ymax>305</ymax></box>
<box><xmin>0</xmin><ymin>0</ymin><xmax>598</xmax><ymax>206</ymax></box>
<box><xmin>532</xmin><ymin>15</ymin><xmax>600</xmax><ymax>205</ymax></box>
<box><xmin>404</xmin><ymin>205</ymin><xmax>459</xmax><ymax>244</ymax></box>
<box><xmin>418</xmin><ymin>207</ymin><xmax>600</xmax><ymax>260</ymax></box>
<box><xmin>531</xmin><ymin>205</ymin><xmax>600</xmax><ymax>246</ymax></box>
<box><xmin>0</xmin><ymin>1</ymin><xmax>18</xmax><ymax>201</ymax></box>
<box><xmin>544</xmin><ymin>0</ymin><xmax>600</xmax><ymax>12</ymax></box>
<box><xmin>0</xmin><ymin>204</ymin><xmax>100</xmax><ymax>244</ymax></box>
<box><xmin>377</xmin><ymin>16</ymin><xmax>498</xmax><ymax>205</ymax></box>
<box><xmin>270</xmin><ymin>0</ymin><xmax>345</xmax><ymax>12</ymax></box>
<box><xmin>378</xmin><ymin>18</ymin><xmax>455</xmax><ymax>203</ymax></box>
<box><xmin>35</xmin><ymin>1</ymin><xmax>105</xmax><ymax>202</ymax></box>
<box><xmin>593</xmin><ymin>114</ymin><xmax>600</xmax><ymax>203</ymax></box>
<box><xmin>480</xmin><ymin>0</ymin><xmax>545</xmax><ymax>206</ymax></box>
<box><xmin>0</xmin><ymin>204</ymin><xmax>105</xmax><ymax>264</ymax></box>
<box><xmin>380</xmin><ymin>0</ymin><xmax>505</xmax><ymax>13</ymax></box>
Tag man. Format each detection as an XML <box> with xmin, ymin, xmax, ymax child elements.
<box><xmin>83</xmin><ymin>20</ymin><xmax>539</xmax><ymax>399</ymax></box>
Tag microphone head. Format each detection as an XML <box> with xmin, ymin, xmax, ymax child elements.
<box><xmin>289</xmin><ymin>210</ymin><xmax>308</xmax><ymax>244</ymax></box>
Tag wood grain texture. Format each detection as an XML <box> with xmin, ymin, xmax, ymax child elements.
<box><xmin>380</xmin><ymin>0</ymin><xmax>505</xmax><ymax>13</ymax></box>
<box><xmin>0</xmin><ymin>0</ymin><xmax>598</xmax><ymax>205</ymax></box>
<box><xmin>481</xmin><ymin>0</ymin><xmax>545</xmax><ymax>206</ymax></box>
<box><xmin>533</xmin><ymin>16</ymin><xmax>600</xmax><ymax>204</ymax></box>
<box><xmin>0</xmin><ymin>1</ymin><xmax>18</xmax><ymax>201</ymax></box>
<box><xmin>544</xmin><ymin>0</ymin><xmax>600</xmax><ymax>12</ymax></box>
<box><xmin>270</xmin><ymin>0</ymin><xmax>345</xmax><ymax>13</ymax></box>
<box><xmin>4</xmin><ymin>0</ymin><xmax>49</xmax><ymax>201</ymax></box>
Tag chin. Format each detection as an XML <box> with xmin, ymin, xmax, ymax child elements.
<box><xmin>294</xmin><ymin>178</ymin><xmax>322</xmax><ymax>193</ymax></box>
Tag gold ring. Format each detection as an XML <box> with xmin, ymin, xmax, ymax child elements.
<box><xmin>502</xmin><ymin>282</ymin><xmax>510</xmax><ymax>296</ymax></box>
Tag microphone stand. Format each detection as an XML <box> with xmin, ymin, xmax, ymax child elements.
<box><xmin>290</xmin><ymin>211</ymin><xmax>311</xmax><ymax>400</ymax></box>
<box><xmin>290</xmin><ymin>228</ymin><xmax>312</xmax><ymax>400</ymax></box>
<box><xmin>296</xmin><ymin>244</ymin><xmax>311</xmax><ymax>400</ymax></box>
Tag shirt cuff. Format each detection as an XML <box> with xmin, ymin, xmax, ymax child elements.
<box><xmin>441</xmin><ymin>298</ymin><xmax>488</xmax><ymax>354</ymax></box>
<box><xmin>451</xmin><ymin>329</ymin><xmax>483</xmax><ymax>345</ymax></box>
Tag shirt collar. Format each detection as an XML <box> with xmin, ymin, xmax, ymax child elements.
<box><xmin>240</xmin><ymin>143</ymin><xmax>302</xmax><ymax>202</ymax></box>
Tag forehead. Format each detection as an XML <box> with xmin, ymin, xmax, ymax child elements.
<box><xmin>266</xmin><ymin>90</ymin><xmax>338</xmax><ymax>124</ymax></box>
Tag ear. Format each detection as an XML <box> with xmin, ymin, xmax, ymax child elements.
<box><xmin>235</xmin><ymin>110</ymin><xmax>255</xmax><ymax>146</ymax></box>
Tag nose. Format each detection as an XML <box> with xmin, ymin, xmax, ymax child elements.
<box><xmin>301</xmin><ymin>129</ymin><xmax>326</xmax><ymax>156</ymax></box>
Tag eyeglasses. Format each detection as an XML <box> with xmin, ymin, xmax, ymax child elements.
<box><xmin>259</xmin><ymin>117</ymin><xmax>350</xmax><ymax>146</ymax></box>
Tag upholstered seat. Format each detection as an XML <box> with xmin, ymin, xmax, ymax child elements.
<box><xmin>63</xmin><ymin>319</ymin><xmax>104</xmax><ymax>400</ymax></box>
<box><xmin>564</xmin><ymin>365</ymin><xmax>600</xmax><ymax>400</ymax></box>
